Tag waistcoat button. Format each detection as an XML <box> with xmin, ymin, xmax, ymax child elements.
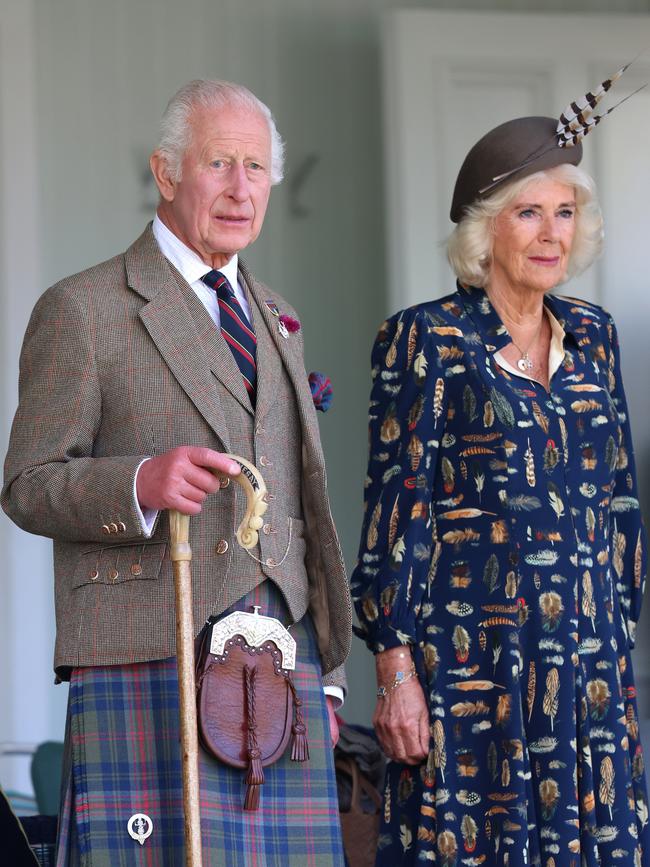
<box><xmin>219</xmin><ymin>477</ymin><xmax>230</xmax><ymax>489</ymax></box>
<box><xmin>90</xmin><ymin>570</ymin><xmax>98</xmax><ymax>581</ymax></box>
<box><xmin>131</xmin><ymin>563</ymin><xmax>142</xmax><ymax>576</ymax></box>
<box><xmin>262</xmin><ymin>523</ymin><xmax>272</xmax><ymax>535</ymax></box>
<box><xmin>266</xmin><ymin>557</ymin><xmax>277</xmax><ymax>567</ymax></box>
<box><xmin>216</xmin><ymin>540</ymin><xmax>229</xmax><ymax>555</ymax></box>
<box><xmin>109</xmin><ymin>569</ymin><xmax>119</xmax><ymax>581</ymax></box>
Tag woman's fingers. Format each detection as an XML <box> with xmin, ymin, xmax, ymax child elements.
<box><xmin>373</xmin><ymin>678</ymin><xmax>430</xmax><ymax>765</ymax></box>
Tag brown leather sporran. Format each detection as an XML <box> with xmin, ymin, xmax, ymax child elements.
<box><xmin>195</xmin><ymin>608</ymin><xmax>309</xmax><ymax>810</ymax></box>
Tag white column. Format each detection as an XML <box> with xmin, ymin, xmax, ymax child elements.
<box><xmin>0</xmin><ymin>0</ymin><xmax>68</xmax><ymax>797</ymax></box>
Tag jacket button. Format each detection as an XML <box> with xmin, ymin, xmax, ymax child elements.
<box><xmin>101</xmin><ymin>524</ymin><xmax>111</xmax><ymax>535</ymax></box>
<box><xmin>109</xmin><ymin>522</ymin><xmax>119</xmax><ymax>534</ymax></box>
<box><xmin>117</xmin><ymin>521</ymin><xmax>126</xmax><ymax>533</ymax></box>
<box><xmin>131</xmin><ymin>563</ymin><xmax>142</xmax><ymax>576</ymax></box>
<box><xmin>216</xmin><ymin>540</ymin><xmax>229</xmax><ymax>555</ymax></box>
<box><xmin>219</xmin><ymin>477</ymin><xmax>230</xmax><ymax>489</ymax></box>
<box><xmin>109</xmin><ymin>569</ymin><xmax>119</xmax><ymax>581</ymax></box>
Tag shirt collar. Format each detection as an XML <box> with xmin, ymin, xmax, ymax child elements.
<box><xmin>458</xmin><ymin>282</ymin><xmax>580</xmax><ymax>353</ymax></box>
<box><xmin>542</xmin><ymin>293</ymin><xmax>589</xmax><ymax>343</ymax></box>
<box><xmin>152</xmin><ymin>214</ymin><xmax>239</xmax><ymax>290</ymax></box>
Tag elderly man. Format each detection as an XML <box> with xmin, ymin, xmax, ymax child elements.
<box><xmin>2</xmin><ymin>80</ymin><xmax>351</xmax><ymax>865</ymax></box>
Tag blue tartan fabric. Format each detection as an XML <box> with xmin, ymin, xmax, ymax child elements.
<box><xmin>55</xmin><ymin>582</ymin><xmax>345</xmax><ymax>866</ymax></box>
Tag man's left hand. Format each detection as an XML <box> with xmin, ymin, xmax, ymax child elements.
<box><xmin>326</xmin><ymin>695</ymin><xmax>340</xmax><ymax>749</ymax></box>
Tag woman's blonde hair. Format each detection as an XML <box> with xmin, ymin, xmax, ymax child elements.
<box><xmin>446</xmin><ymin>164</ymin><xmax>603</xmax><ymax>287</ymax></box>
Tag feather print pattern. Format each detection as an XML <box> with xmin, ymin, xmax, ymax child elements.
<box><xmin>351</xmin><ymin>285</ymin><xmax>648</xmax><ymax>865</ymax></box>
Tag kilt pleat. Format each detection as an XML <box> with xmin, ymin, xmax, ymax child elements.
<box><xmin>55</xmin><ymin>582</ymin><xmax>345</xmax><ymax>866</ymax></box>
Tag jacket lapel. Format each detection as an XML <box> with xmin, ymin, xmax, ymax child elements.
<box><xmin>239</xmin><ymin>261</ymin><xmax>322</xmax><ymax>464</ymax></box>
<box><xmin>125</xmin><ymin>226</ymin><xmax>233</xmax><ymax>450</ymax></box>
<box><xmin>168</xmin><ymin>267</ymin><xmax>254</xmax><ymax>414</ymax></box>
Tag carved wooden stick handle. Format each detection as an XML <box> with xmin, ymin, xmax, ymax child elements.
<box><xmin>215</xmin><ymin>454</ymin><xmax>268</xmax><ymax>549</ymax></box>
<box><xmin>169</xmin><ymin>455</ymin><xmax>268</xmax><ymax>866</ymax></box>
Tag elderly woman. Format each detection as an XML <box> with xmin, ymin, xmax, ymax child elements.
<box><xmin>352</xmin><ymin>113</ymin><xmax>649</xmax><ymax>866</ymax></box>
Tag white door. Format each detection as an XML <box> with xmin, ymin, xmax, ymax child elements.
<box><xmin>382</xmin><ymin>8</ymin><xmax>650</xmax><ymax>709</ymax></box>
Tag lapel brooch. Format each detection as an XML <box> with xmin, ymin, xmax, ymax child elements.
<box><xmin>308</xmin><ymin>371</ymin><xmax>333</xmax><ymax>412</ymax></box>
<box><xmin>265</xmin><ymin>300</ymin><xmax>301</xmax><ymax>339</ymax></box>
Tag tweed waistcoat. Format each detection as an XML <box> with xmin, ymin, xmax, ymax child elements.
<box><xmin>175</xmin><ymin>268</ymin><xmax>311</xmax><ymax>622</ymax></box>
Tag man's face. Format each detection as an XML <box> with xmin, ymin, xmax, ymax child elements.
<box><xmin>154</xmin><ymin>103</ymin><xmax>272</xmax><ymax>268</ymax></box>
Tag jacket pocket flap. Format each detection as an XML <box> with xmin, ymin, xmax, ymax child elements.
<box><xmin>72</xmin><ymin>541</ymin><xmax>167</xmax><ymax>588</ymax></box>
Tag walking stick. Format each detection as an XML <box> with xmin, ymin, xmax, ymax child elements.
<box><xmin>169</xmin><ymin>456</ymin><xmax>268</xmax><ymax>867</ymax></box>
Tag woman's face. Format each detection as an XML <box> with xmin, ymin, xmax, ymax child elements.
<box><xmin>490</xmin><ymin>178</ymin><xmax>576</xmax><ymax>297</ymax></box>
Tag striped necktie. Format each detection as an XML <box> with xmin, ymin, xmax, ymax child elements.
<box><xmin>202</xmin><ymin>270</ymin><xmax>257</xmax><ymax>399</ymax></box>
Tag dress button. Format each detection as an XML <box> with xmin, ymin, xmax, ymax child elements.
<box><xmin>265</xmin><ymin>557</ymin><xmax>277</xmax><ymax>568</ymax></box>
<box><xmin>216</xmin><ymin>540</ymin><xmax>229</xmax><ymax>555</ymax></box>
<box><xmin>90</xmin><ymin>570</ymin><xmax>98</xmax><ymax>581</ymax></box>
<box><xmin>109</xmin><ymin>569</ymin><xmax>119</xmax><ymax>581</ymax></box>
<box><xmin>117</xmin><ymin>521</ymin><xmax>126</xmax><ymax>533</ymax></box>
<box><xmin>219</xmin><ymin>477</ymin><xmax>230</xmax><ymax>489</ymax></box>
<box><xmin>101</xmin><ymin>524</ymin><xmax>111</xmax><ymax>535</ymax></box>
<box><xmin>109</xmin><ymin>522</ymin><xmax>119</xmax><ymax>534</ymax></box>
<box><xmin>131</xmin><ymin>563</ymin><xmax>142</xmax><ymax>576</ymax></box>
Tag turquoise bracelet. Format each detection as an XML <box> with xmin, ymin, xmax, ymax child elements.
<box><xmin>376</xmin><ymin>665</ymin><xmax>417</xmax><ymax>698</ymax></box>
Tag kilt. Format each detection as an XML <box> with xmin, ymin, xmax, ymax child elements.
<box><xmin>55</xmin><ymin>582</ymin><xmax>345</xmax><ymax>866</ymax></box>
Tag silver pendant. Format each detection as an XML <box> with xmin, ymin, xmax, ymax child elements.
<box><xmin>127</xmin><ymin>813</ymin><xmax>153</xmax><ymax>845</ymax></box>
<box><xmin>517</xmin><ymin>354</ymin><xmax>533</xmax><ymax>372</ymax></box>
<box><xmin>278</xmin><ymin>320</ymin><xmax>289</xmax><ymax>339</ymax></box>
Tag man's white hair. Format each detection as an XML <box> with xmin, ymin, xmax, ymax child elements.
<box><xmin>157</xmin><ymin>79</ymin><xmax>285</xmax><ymax>185</ymax></box>
<box><xmin>447</xmin><ymin>164</ymin><xmax>604</xmax><ymax>288</ymax></box>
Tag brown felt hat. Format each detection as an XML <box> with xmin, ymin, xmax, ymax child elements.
<box><xmin>450</xmin><ymin>116</ymin><xmax>583</xmax><ymax>223</ymax></box>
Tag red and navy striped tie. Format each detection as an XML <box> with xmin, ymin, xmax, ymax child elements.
<box><xmin>202</xmin><ymin>270</ymin><xmax>257</xmax><ymax>400</ymax></box>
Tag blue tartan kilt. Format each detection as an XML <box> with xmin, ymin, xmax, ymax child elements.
<box><xmin>55</xmin><ymin>581</ymin><xmax>345</xmax><ymax>866</ymax></box>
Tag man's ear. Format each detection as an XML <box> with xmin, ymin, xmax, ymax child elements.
<box><xmin>150</xmin><ymin>150</ymin><xmax>176</xmax><ymax>202</ymax></box>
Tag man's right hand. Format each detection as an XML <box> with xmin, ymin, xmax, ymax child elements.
<box><xmin>136</xmin><ymin>446</ymin><xmax>241</xmax><ymax>515</ymax></box>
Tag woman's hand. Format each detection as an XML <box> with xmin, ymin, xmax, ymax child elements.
<box><xmin>373</xmin><ymin>648</ymin><xmax>430</xmax><ymax>765</ymax></box>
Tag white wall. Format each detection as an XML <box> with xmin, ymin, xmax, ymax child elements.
<box><xmin>3</xmin><ymin>0</ymin><xmax>650</xmax><ymax>795</ymax></box>
<box><xmin>0</xmin><ymin>0</ymin><xmax>68</xmax><ymax>797</ymax></box>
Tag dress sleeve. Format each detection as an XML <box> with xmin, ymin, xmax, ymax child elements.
<box><xmin>351</xmin><ymin>308</ymin><xmax>448</xmax><ymax>653</ymax></box>
<box><xmin>606</xmin><ymin>315</ymin><xmax>647</xmax><ymax>648</ymax></box>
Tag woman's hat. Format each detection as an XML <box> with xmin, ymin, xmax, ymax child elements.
<box><xmin>449</xmin><ymin>62</ymin><xmax>642</xmax><ymax>223</ymax></box>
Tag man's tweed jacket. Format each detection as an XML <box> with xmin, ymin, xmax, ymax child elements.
<box><xmin>2</xmin><ymin>226</ymin><xmax>351</xmax><ymax>687</ymax></box>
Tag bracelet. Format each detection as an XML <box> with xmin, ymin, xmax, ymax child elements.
<box><xmin>376</xmin><ymin>665</ymin><xmax>417</xmax><ymax>698</ymax></box>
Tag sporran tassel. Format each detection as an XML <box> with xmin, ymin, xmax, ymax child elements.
<box><xmin>243</xmin><ymin>665</ymin><xmax>265</xmax><ymax>811</ymax></box>
<box><xmin>288</xmin><ymin>676</ymin><xmax>310</xmax><ymax>762</ymax></box>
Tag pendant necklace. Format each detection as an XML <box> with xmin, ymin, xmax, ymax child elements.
<box><xmin>508</xmin><ymin>316</ymin><xmax>545</xmax><ymax>373</ymax></box>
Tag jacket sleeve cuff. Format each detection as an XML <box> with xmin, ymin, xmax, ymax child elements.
<box><xmin>133</xmin><ymin>458</ymin><xmax>158</xmax><ymax>537</ymax></box>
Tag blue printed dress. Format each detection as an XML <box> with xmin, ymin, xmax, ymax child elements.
<box><xmin>351</xmin><ymin>284</ymin><xmax>649</xmax><ymax>866</ymax></box>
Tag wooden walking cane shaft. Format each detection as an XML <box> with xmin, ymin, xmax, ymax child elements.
<box><xmin>170</xmin><ymin>510</ymin><xmax>203</xmax><ymax>867</ymax></box>
<box><xmin>169</xmin><ymin>455</ymin><xmax>268</xmax><ymax>866</ymax></box>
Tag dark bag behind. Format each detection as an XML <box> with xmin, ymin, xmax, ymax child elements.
<box><xmin>336</xmin><ymin>757</ymin><xmax>382</xmax><ymax>867</ymax></box>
